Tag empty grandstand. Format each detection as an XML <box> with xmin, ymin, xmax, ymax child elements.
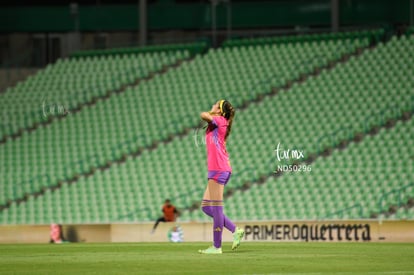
<box><xmin>0</xmin><ymin>29</ymin><xmax>413</xmax><ymax>226</ymax></box>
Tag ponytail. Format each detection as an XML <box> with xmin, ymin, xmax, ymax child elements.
<box><xmin>221</xmin><ymin>100</ymin><xmax>235</xmax><ymax>141</ymax></box>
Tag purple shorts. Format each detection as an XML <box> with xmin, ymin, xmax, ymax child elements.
<box><xmin>208</xmin><ymin>171</ymin><xmax>232</xmax><ymax>185</ymax></box>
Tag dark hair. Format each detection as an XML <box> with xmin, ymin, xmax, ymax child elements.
<box><xmin>221</xmin><ymin>100</ymin><xmax>235</xmax><ymax>140</ymax></box>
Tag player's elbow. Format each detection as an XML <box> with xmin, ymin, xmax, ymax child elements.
<box><xmin>200</xmin><ymin>112</ymin><xmax>211</xmax><ymax>122</ymax></box>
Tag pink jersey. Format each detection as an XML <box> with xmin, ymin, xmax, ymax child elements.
<box><xmin>205</xmin><ymin>116</ymin><xmax>232</xmax><ymax>172</ymax></box>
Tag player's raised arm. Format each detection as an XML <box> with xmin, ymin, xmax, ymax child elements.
<box><xmin>201</xmin><ymin>101</ymin><xmax>222</xmax><ymax>123</ymax></box>
<box><xmin>200</xmin><ymin>111</ymin><xmax>213</xmax><ymax>123</ymax></box>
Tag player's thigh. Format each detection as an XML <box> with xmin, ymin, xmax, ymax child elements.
<box><xmin>202</xmin><ymin>185</ymin><xmax>210</xmax><ymax>200</ymax></box>
<box><xmin>207</xmin><ymin>179</ymin><xmax>224</xmax><ymax>201</ymax></box>
<box><xmin>202</xmin><ymin>179</ymin><xmax>224</xmax><ymax>201</ymax></box>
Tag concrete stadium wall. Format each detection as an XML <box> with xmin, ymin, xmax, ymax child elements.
<box><xmin>0</xmin><ymin>68</ymin><xmax>38</xmax><ymax>92</ymax></box>
<box><xmin>1</xmin><ymin>220</ymin><xmax>413</xmax><ymax>244</ymax></box>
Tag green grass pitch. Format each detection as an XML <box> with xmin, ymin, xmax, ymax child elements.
<box><xmin>1</xmin><ymin>242</ymin><xmax>414</xmax><ymax>274</ymax></box>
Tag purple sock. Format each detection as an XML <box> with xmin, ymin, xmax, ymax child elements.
<box><xmin>224</xmin><ymin>215</ymin><xmax>236</xmax><ymax>233</ymax></box>
<box><xmin>202</xmin><ymin>203</ymin><xmax>236</xmax><ymax>233</ymax></box>
<box><xmin>202</xmin><ymin>206</ymin><xmax>213</xmax><ymax>217</ymax></box>
<box><xmin>212</xmin><ymin>205</ymin><xmax>224</xmax><ymax>248</ymax></box>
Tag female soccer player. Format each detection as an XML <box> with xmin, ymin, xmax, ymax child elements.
<box><xmin>198</xmin><ymin>100</ymin><xmax>244</xmax><ymax>254</ymax></box>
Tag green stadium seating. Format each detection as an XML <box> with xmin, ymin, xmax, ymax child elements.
<box><xmin>0</xmin><ymin>50</ymin><xmax>190</xmax><ymax>140</ymax></box>
<box><xmin>0</xmin><ymin>33</ymin><xmax>367</xmax><ymax>213</ymax></box>
<box><xmin>1</xmin><ymin>31</ymin><xmax>413</xmax><ymax>225</ymax></box>
<box><xmin>224</xmin><ymin>117</ymin><xmax>413</xmax><ymax>221</ymax></box>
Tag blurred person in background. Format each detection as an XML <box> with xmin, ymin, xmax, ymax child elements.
<box><xmin>151</xmin><ymin>199</ymin><xmax>179</xmax><ymax>233</ymax></box>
